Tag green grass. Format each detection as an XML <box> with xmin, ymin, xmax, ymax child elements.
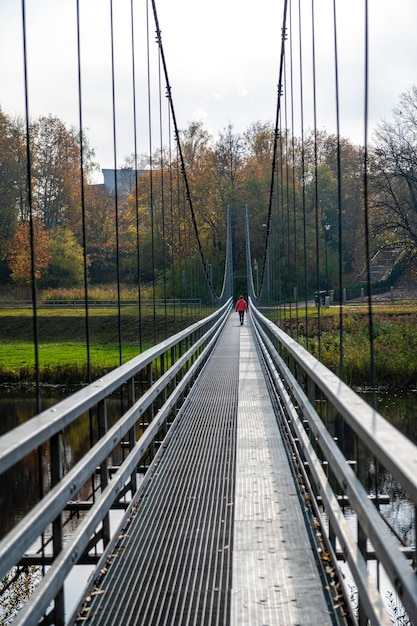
<box><xmin>0</xmin><ymin>341</ymin><xmax>143</xmax><ymax>369</ymax></box>
<box><xmin>0</xmin><ymin>305</ymin><xmax>206</xmax><ymax>384</ymax></box>
<box><xmin>6</xmin><ymin>298</ymin><xmax>417</xmax><ymax>389</ymax></box>
<box><xmin>267</xmin><ymin>302</ymin><xmax>417</xmax><ymax>389</ymax></box>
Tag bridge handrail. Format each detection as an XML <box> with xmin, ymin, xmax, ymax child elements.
<box><xmin>0</xmin><ymin>300</ymin><xmax>230</xmax><ymax>476</ymax></box>
<box><xmin>250</xmin><ymin>303</ymin><xmax>417</xmax><ymax>625</ymax></box>
<box><xmin>251</xmin><ymin>307</ymin><xmax>417</xmax><ymax>502</ymax></box>
<box><xmin>0</xmin><ymin>299</ymin><xmax>232</xmax><ymax>624</ymax></box>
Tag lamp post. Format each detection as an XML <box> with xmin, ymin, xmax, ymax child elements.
<box><xmin>253</xmin><ymin>258</ymin><xmax>258</xmax><ymax>295</ymax></box>
<box><xmin>324</xmin><ymin>222</ymin><xmax>331</xmax><ymax>292</ymax></box>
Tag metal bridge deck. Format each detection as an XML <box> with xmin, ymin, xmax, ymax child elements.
<box><xmin>76</xmin><ymin>314</ymin><xmax>334</xmax><ymax>625</ymax></box>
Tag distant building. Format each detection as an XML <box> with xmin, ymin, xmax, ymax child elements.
<box><xmin>102</xmin><ymin>168</ymin><xmax>147</xmax><ymax>197</ymax></box>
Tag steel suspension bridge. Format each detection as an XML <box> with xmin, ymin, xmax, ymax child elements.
<box><xmin>1</xmin><ymin>1</ymin><xmax>417</xmax><ymax>625</ymax></box>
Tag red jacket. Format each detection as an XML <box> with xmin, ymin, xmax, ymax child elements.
<box><xmin>235</xmin><ymin>298</ymin><xmax>248</xmax><ymax>312</ymax></box>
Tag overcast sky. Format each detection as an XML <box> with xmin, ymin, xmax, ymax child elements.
<box><xmin>1</xmin><ymin>0</ymin><xmax>417</xmax><ymax>181</ymax></box>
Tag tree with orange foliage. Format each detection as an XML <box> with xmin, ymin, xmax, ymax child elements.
<box><xmin>8</xmin><ymin>219</ymin><xmax>51</xmax><ymax>284</ymax></box>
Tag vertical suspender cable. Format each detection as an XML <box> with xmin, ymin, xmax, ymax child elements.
<box><xmin>76</xmin><ymin>0</ymin><xmax>96</xmax><ymax>512</ymax></box>
<box><xmin>289</xmin><ymin>0</ymin><xmax>299</xmax><ymax>340</ymax></box>
<box><xmin>263</xmin><ymin>0</ymin><xmax>288</xmax><ymax>302</ymax></box>
<box><xmin>176</xmin><ymin>146</ymin><xmax>183</xmax><ymax>326</ymax></box>
<box><xmin>362</xmin><ymin>3</ymin><xmax>380</xmax><ymax>595</ymax></box>
<box><xmin>130</xmin><ymin>0</ymin><xmax>143</xmax><ymax>351</ymax></box>
<box><xmin>175</xmin><ymin>149</ymin><xmax>183</xmax><ymax>325</ymax></box>
<box><xmin>183</xmin><ymin>174</ymin><xmax>188</xmax><ymax>320</ymax></box>
<box><xmin>21</xmin><ymin>0</ymin><xmax>40</xmax><ymax>413</ymax></box>
<box><xmin>278</xmin><ymin>109</ymin><xmax>285</xmax><ymax>320</ymax></box>
<box><xmin>21</xmin><ymin>0</ymin><xmax>45</xmax><ymax>572</ymax></box>
<box><xmin>297</xmin><ymin>0</ymin><xmax>309</xmax><ymax>347</ymax></box>
<box><xmin>146</xmin><ymin>0</ymin><xmax>157</xmax><ymax>344</ymax></box>
<box><xmin>310</xmin><ymin>0</ymin><xmax>322</xmax><ymax>361</ymax></box>
<box><xmin>109</xmin><ymin>0</ymin><xmax>123</xmax><ymax>365</ymax></box>
<box><xmin>75</xmin><ymin>0</ymin><xmax>91</xmax><ymax>383</ymax></box>
<box><xmin>168</xmin><ymin>114</ymin><xmax>177</xmax><ymax>333</ymax></box>
<box><xmin>158</xmin><ymin>49</ymin><xmax>168</xmax><ymax>337</ymax></box>
<box><xmin>151</xmin><ymin>0</ymin><xmax>215</xmax><ymax>298</ymax></box>
<box><xmin>283</xmin><ymin>62</ymin><xmax>291</xmax><ymax>325</ymax></box>
<box><xmin>22</xmin><ymin>3</ymin><xmax>37</xmax><ymax>392</ymax></box>
<box><xmin>331</xmin><ymin>0</ymin><xmax>345</xmax><ymax>381</ymax></box>
<box><xmin>362</xmin><ymin>0</ymin><xmax>377</xmax><ymax>401</ymax></box>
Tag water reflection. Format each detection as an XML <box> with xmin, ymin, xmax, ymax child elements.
<box><xmin>0</xmin><ymin>389</ymin><xmax>58</xmax><ymax>437</ymax></box>
<box><xmin>349</xmin><ymin>390</ymin><xmax>417</xmax><ymax>546</ymax></box>
<box><xmin>363</xmin><ymin>389</ymin><xmax>417</xmax><ymax>445</ymax></box>
<box><xmin>0</xmin><ymin>386</ymin><xmax>129</xmax><ymax>540</ymax></box>
<box><xmin>1</xmin><ymin>387</ymin><xmax>416</xmax><ymax>540</ymax></box>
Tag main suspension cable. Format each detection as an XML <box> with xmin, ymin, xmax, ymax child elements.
<box><xmin>260</xmin><ymin>0</ymin><xmax>289</xmax><ymax>300</ymax></box>
<box><xmin>150</xmin><ymin>0</ymin><xmax>214</xmax><ymax>298</ymax></box>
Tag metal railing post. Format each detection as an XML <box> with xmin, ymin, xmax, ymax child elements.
<box><xmin>98</xmin><ymin>399</ymin><xmax>110</xmax><ymax>547</ymax></box>
<box><xmin>147</xmin><ymin>363</ymin><xmax>155</xmax><ymax>459</ymax></box>
<box><xmin>356</xmin><ymin>437</ymin><xmax>368</xmax><ymax>625</ymax></box>
<box><xmin>51</xmin><ymin>431</ymin><xmax>65</xmax><ymax>625</ymax></box>
<box><xmin>127</xmin><ymin>377</ymin><xmax>137</xmax><ymax>496</ymax></box>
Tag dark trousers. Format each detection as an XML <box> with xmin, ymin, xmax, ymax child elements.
<box><xmin>238</xmin><ymin>311</ymin><xmax>244</xmax><ymax>324</ymax></box>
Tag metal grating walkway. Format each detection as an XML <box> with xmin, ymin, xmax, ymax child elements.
<box><xmin>77</xmin><ymin>314</ymin><xmax>334</xmax><ymax>626</ymax></box>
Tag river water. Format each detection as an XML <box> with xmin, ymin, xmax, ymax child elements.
<box><xmin>2</xmin><ymin>386</ymin><xmax>415</xmax><ymax>437</ymax></box>
<box><xmin>1</xmin><ymin>385</ymin><xmax>416</xmax><ymax>539</ymax></box>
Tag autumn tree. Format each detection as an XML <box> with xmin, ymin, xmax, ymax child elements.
<box><xmin>8</xmin><ymin>219</ymin><xmax>51</xmax><ymax>284</ymax></box>
<box><xmin>178</xmin><ymin>122</ymin><xmax>226</xmax><ymax>286</ymax></box>
<box><xmin>0</xmin><ymin>109</ymin><xmax>18</xmax><ymax>261</ymax></box>
<box><xmin>1</xmin><ymin>105</ymin><xmax>403</xmax><ymax>297</ymax></box>
<box><xmin>241</xmin><ymin>121</ymin><xmax>275</xmax><ymax>262</ymax></box>
<box><xmin>43</xmin><ymin>227</ymin><xmax>85</xmax><ymax>288</ymax></box>
<box><xmin>31</xmin><ymin>115</ymin><xmax>89</xmax><ymax>230</ymax></box>
<box><xmin>214</xmin><ymin>124</ymin><xmax>245</xmax><ymax>206</ymax></box>
<box><xmin>83</xmin><ymin>184</ymin><xmax>118</xmax><ymax>284</ymax></box>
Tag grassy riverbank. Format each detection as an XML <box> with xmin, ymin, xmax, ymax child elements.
<box><xmin>2</xmin><ymin>300</ymin><xmax>417</xmax><ymax>389</ymax></box>
<box><xmin>274</xmin><ymin>302</ymin><xmax>417</xmax><ymax>389</ymax></box>
<box><xmin>0</xmin><ymin>306</ymin><xmax>204</xmax><ymax>384</ymax></box>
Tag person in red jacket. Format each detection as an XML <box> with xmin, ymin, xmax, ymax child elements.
<box><xmin>235</xmin><ymin>295</ymin><xmax>248</xmax><ymax>325</ymax></box>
